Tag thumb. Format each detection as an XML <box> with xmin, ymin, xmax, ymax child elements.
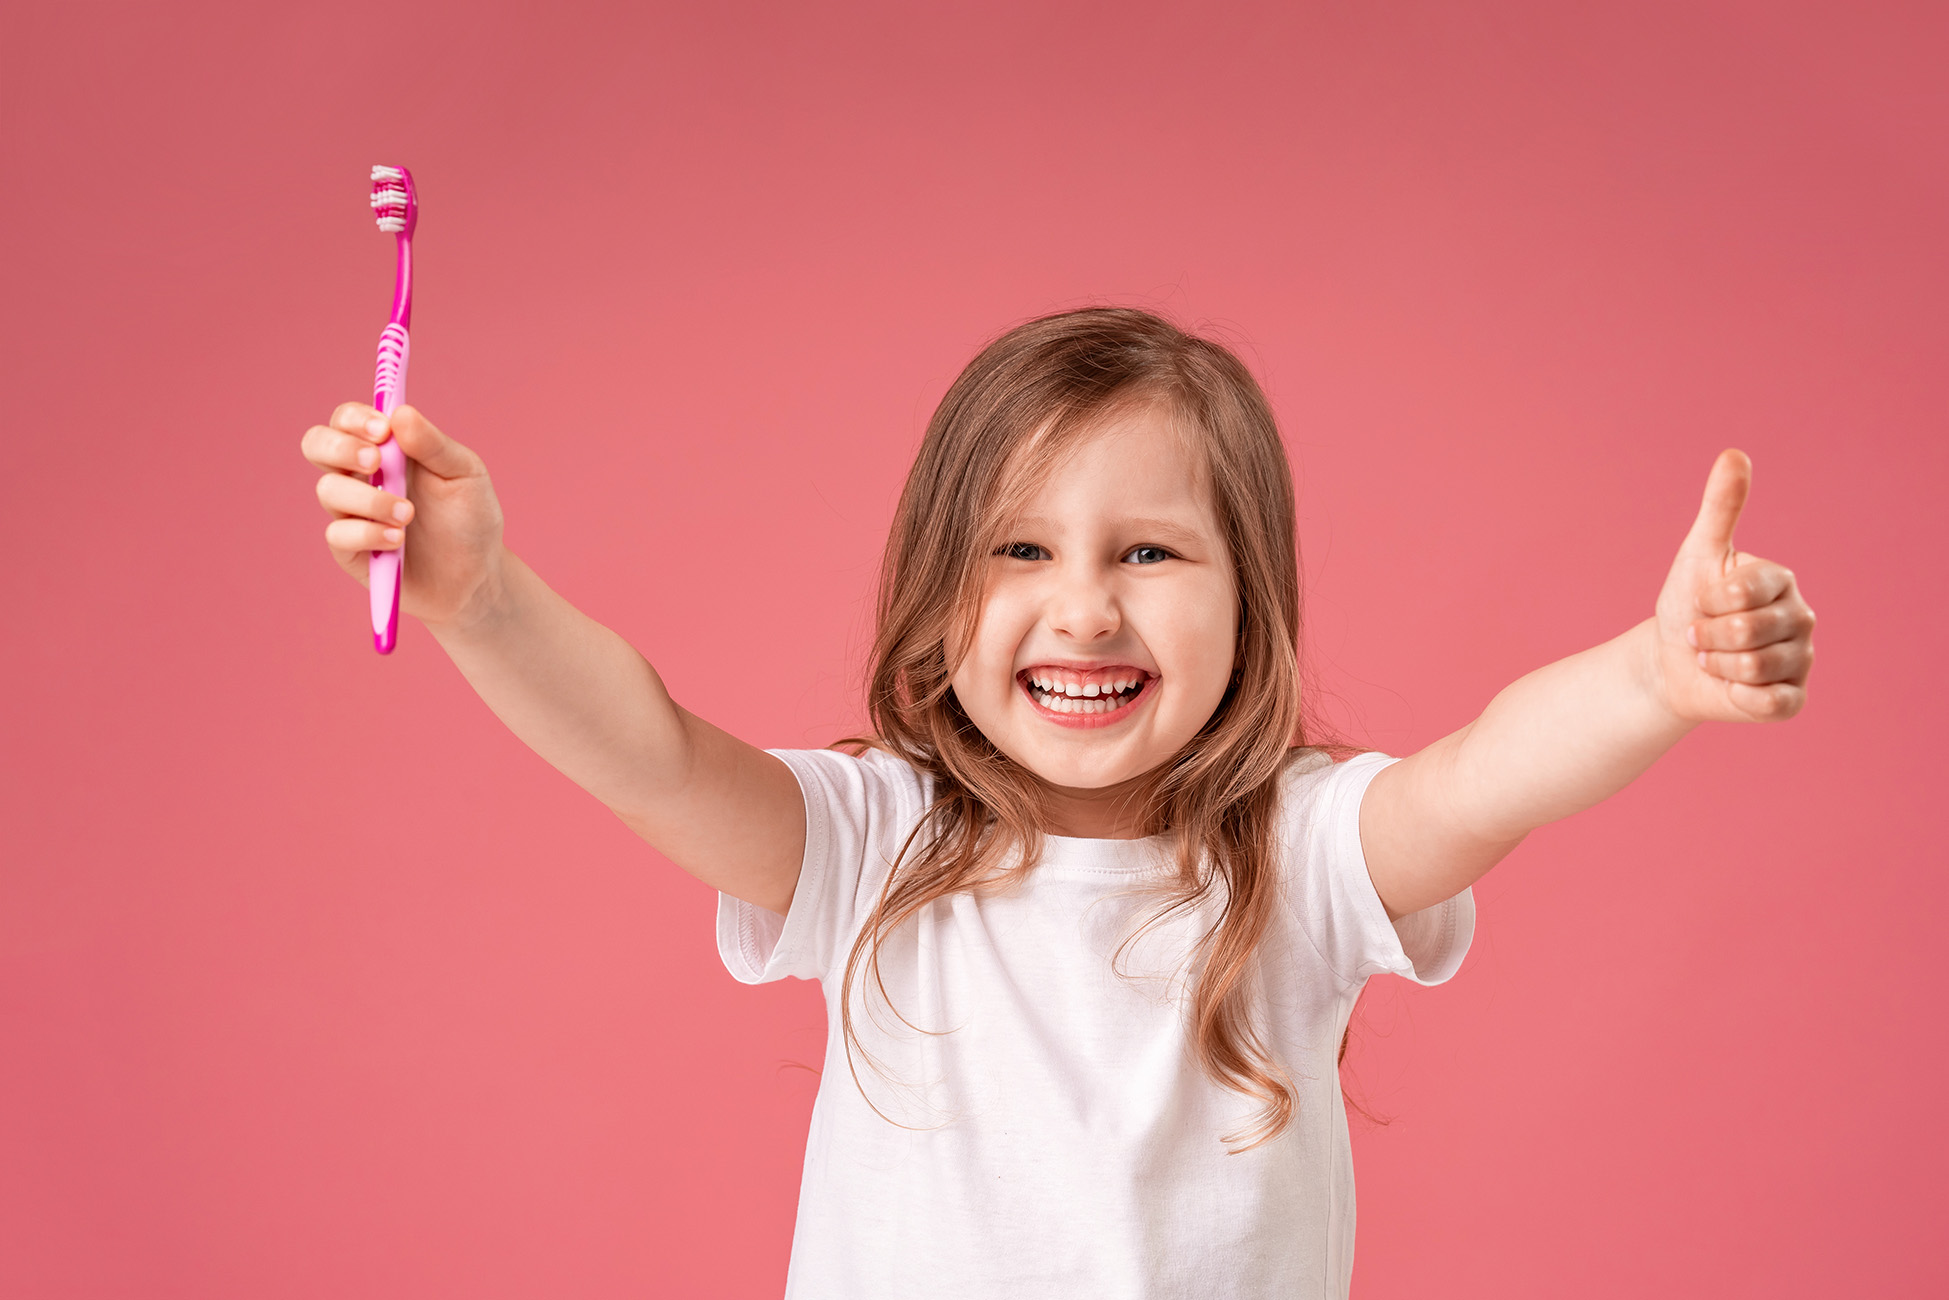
<box><xmin>1679</xmin><ymin>449</ymin><xmax>1751</xmax><ymax>562</ymax></box>
<box><xmin>386</xmin><ymin>405</ymin><xmax>482</xmax><ymax>480</ymax></box>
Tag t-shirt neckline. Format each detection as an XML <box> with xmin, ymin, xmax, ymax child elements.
<box><xmin>1035</xmin><ymin>830</ymin><xmax>1173</xmax><ymax>875</ymax></box>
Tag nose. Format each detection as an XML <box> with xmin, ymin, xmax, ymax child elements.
<box><xmin>1047</xmin><ymin>560</ymin><xmax>1120</xmax><ymax>642</ymax></box>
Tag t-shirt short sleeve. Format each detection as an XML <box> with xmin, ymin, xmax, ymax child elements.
<box><xmin>1280</xmin><ymin>750</ymin><xmax>1476</xmax><ymax>988</ymax></box>
<box><xmin>715</xmin><ymin>746</ymin><xmax>928</xmax><ymax>986</ymax></box>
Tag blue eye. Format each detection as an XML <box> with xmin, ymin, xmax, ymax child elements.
<box><xmin>1124</xmin><ymin>546</ymin><xmax>1172</xmax><ymax>565</ymax></box>
<box><xmin>996</xmin><ymin>542</ymin><xmax>1047</xmax><ymax>561</ymax></box>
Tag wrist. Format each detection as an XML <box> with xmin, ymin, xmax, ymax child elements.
<box><xmin>1626</xmin><ymin>616</ymin><xmax>1697</xmax><ymax>736</ymax></box>
<box><xmin>426</xmin><ymin>545</ymin><xmax>518</xmax><ymax>645</ymax></box>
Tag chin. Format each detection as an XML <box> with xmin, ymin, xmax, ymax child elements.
<box><xmin>1011</xmin><ymin>740</ymin><xmax>1151</xmax><ymax>792</ymax></box>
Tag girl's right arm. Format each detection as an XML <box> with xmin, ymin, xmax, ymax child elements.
<box><xmin>301</xmin><ymin>402</ymin><xmax>806</xmax><ymax>916</ymax></box>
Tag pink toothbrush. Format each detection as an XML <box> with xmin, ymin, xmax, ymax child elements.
<box><xmin>366</xmin><ymin>164</ymin><xmax>417</xmax><ymax>654</ymax></box>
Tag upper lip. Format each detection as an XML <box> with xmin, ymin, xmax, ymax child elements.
<box><xmin>1016</xmin><ymin>662</ymin><xmax>1156</xmax><ymax>687</ymax></box>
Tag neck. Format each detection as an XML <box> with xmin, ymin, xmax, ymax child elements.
<box><xmin>1035</xmin><ymin>770</ymin><xmax>1160</xmax><ymax>839</ymax></box>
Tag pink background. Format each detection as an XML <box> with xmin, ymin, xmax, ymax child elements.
<box><xmin>3</xmin><ymin>1</ymin><xmax>1942</xmax><ymax>1295</ymax></box>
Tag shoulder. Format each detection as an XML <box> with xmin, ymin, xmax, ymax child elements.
<box><xmin>1271</xmin><ymin>748</ymin><xmax>1401</xmax><ymax>882</ymax></box>
<box><xmin>768</xmin><ymin>742</ymin><xmax>935</xmax><ymax>835</ymax></box>
<box><xmin>1273</xmin><ymin>745</ymin><xmax>1477</xmax><ymax>989</ymax></box>
<box><xmin>1276</xmin><ymin>747</ymin><xmax>1396</xmax><ymax>824</ymax></box>
<box><xmin>1278</xmin><ymin>745</ymin><xmax>1338</xmax><ymax>793</ymax></box>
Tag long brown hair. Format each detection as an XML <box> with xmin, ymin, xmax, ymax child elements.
<box><xmin>841</xmin><ymin>306</ymin><xmax>1327</xmax><ymax>1150</ymax></box>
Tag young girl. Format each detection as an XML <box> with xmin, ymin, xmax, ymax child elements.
<box><xmin>302</xmin><ymin>307</ymin><xmax>1814</xmax><ymax>1298</ymax></box>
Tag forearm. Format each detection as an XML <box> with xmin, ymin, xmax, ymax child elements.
<box><xmin>425</xmin><ymin>548</ymin><xmax>806</xmax><ymax>909</ymax></box>
<box><xmin>1364</xmin><ymin>619</ymin><xmax>1694</xmax><ymax>915</ymax></box>
<box><xmin>1443</xmin><ymin>618</ymin><xmax>1693</xmax><ymax>840</ymax></box>
<box><xmin>1361</xmin><ymin>452</ymin><xmax>1814</xmax><ymax>919</ymax></box>
<box><xmin>305</xmin><ymin>402</ymin><xmax>806</xmax><ymax>909</ymax></box>
<box><xmin>428</xmin><ymin>547</ymin><xmax>695</xmax><ymax>821</ymax></box>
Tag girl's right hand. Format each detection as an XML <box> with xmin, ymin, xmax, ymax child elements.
<box><xmin>301</xmin><ymin>403</ymin><xmax>507</xmax><ymax>634</ymax></box>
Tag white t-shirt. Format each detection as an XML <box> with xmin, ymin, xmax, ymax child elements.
<box><xmin>716</xmin><ymin>746</ymin><xmax>1474</xmax><ymax>1300</ymax></box>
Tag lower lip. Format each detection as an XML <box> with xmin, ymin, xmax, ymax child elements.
<box><xmin>1018</xmin><ymin>676</ymin><xmax>1157</xmax><ymax>730</ymax></box>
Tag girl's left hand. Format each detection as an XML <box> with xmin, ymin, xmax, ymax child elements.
<box><xmin>1651</xmin><ymin>450</ymin><xmax>1816</xmax><ymax>724</ymax></box>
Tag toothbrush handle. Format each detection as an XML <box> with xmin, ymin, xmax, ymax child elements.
<box><xmin>368</xmin><ymin>322</ymin><xmax>411</xmax><ymax>654</ymax></box>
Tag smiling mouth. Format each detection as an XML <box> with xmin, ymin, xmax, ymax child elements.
<box><xmin>1018</xmin><ymin>668</ymin><xmax>1155</xmax><ymax>721</ymax></box>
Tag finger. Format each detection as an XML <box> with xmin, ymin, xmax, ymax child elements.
<box><xmin>329</xmin><ymin>402</ymin><xmax>389</xmax><ymax>441</ymax></box>
<box><xmin>1697</xmin><ymin>641</ymin><xmax>1811</xmax><ymax>686</ymax></box>
<box><xmin>387</xmin><ymin>405</ymin><xmax>484</xmax><ymax>481</ymax></box>
<box><xmin>1697</xmin><ymin>558</ymin><xmax>1795</xmax><ymax>616</ymax></box>
<box><xmin>316</xmin><ymin>471</ymin><xmax>415</xmax><ymax>525</ymax></box>
<box><xmin>1678</xmin><ymin>449</ymin><xmax>1752</xmax><ymax>562</ymax></box>
<box><xmin>1725</xmin><ymin>679</ymin><xmax>1806</xmax><ymax>722</ymax></box>
<box><xmin>1688</xmin><ymin>601</ymin><xmax>1812</xmax><ymax>652</ymax></box>
<box><xmin>325</xmin><ymin>517</ymin><xmax>404</xmax><ymax>553</ymax></box>
<box><xmin>301</xmin><ymin>424</ymin><xmax>385</xmax><ymax>475</ymax></box>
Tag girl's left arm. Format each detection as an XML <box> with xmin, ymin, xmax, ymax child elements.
<box><xmin>1359</xmin><ymin>450</ymin><xmax>1816</xmax><ymax>919</ymax></box>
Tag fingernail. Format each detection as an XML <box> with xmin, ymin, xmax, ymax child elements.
<box><xmin>392</xmin><ymin>502</ymin><xmax>411</xmax><ymax>522</ymax></box>
<box><xmin>1696</xmin><ymin>651</ymin><xmax>1708</xmax><ymax>667</ymax></box>
<box><xmin>383</xmin><ymin>528</ymin><xmax>403</xmax><ymax>544</ymax></box>
<box><xmin>357</xmin><ymin>447</ymin><xmax>378</xmax><ymax>470</ymax></box>
<box><xmin>365</xmin><ymin>417</ymin><xmax>387</xmax><ymax>438</ymax></box>
<box><xmin>1685</xmin><ymin>626</ymin><xmax>1697</xmax><ymax>647</ymax></box>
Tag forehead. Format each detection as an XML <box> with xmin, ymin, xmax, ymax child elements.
<box><xmin>1001</xmin><ymin>403</ymin><xmax>1218</xmax><ymax>530</ymax></box>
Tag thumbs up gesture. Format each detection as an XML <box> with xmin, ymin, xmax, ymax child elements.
<box><xmin>1653</xmin><ymin>451</ymin><xmax>1816</xmax><ymax>724</ymax></box>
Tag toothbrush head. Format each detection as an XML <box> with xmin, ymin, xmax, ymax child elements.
<box><xmin>370</xmin><ymin>165</ymin><xmax>417</xmax><ymax>237</ymax></box>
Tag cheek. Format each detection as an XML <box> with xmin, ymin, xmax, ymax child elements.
<box><xmin>1216</xmin><ymin>591</ymin><xmax>1242</xmax><ymax>672</ymax></box>
<box><xmin>953</xmin><ymin>591</ymin><xmax>1027</xmax><ymax>703</ymax></box>
<box><xmin>1151</xmin><ymin>579</ymin><xmax>1239</xmax><ymax>679</ymax></box>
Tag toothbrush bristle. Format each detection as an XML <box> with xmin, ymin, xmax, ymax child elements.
<box><xmin>369</xmin><ymin>164</ymin><xmax>416</xmax><ymax>235</ymax></box>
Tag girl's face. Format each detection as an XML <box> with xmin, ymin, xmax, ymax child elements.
<box><xmin>949</xmin><ymin>406</ymin><xmax>1239</xmax><ymax>835</ymax></box>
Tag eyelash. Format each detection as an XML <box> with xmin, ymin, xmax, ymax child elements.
<box><xmin>992</xmin><ymin>543</ymin><xmax>1175</xmax><ymax>565</ymax></box>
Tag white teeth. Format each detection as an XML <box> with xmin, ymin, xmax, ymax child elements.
<box><xmin>1029</xmin><ymin>688</ymin><xmax>1135</xmax><ymax>715</ymax></box>
<box><xmin>1023</xmin><ymin>673</ymin><xmax>1152</xmax><ymax>715</ymax></box>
